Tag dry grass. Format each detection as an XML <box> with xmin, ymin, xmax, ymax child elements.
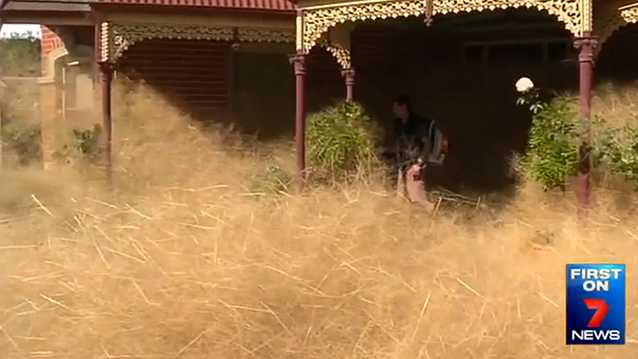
<box><xmin>0</xmin><ymin>84</ymin><xmax>637</xmax><ymax>359</ymax></box>
<box><xmin>593</xmin><ymin>83</ymin><xmax>638</xmax><ymax>128</ymax></box>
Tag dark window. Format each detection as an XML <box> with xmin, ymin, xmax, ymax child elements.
<box><xmin>489</xmin><ymin>43</ymin><xmax>544</xmax><ymax>67</ymax></box>
<box><xmin>464</xmin><ymin>45</ymin><xmax>484</xmax><ymax>65</ymax></box>
<box><xmin>547</xmin><ymin>41</ymin><xmax>570</xmax><ymax>63</ymax></box>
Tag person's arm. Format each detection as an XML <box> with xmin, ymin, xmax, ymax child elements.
<box><xmin>422</xmin><ymin>137</ymin><xmax>432</xmax><ymax>160</ymax></box>
<box><xmin>419</xmin><ymin>119</ymin><xmax>432</xmax><ymax>161</ymax></box>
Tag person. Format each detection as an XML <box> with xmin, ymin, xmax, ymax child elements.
<box><xmin>392</xmin><ymin>95</ymin><xmax>432</xmax><ymax>165</ymax></box>
<box><xmin>392</xmin><ymin>95</ymin><xmax>438</xmax><ymax>210</ymax></box>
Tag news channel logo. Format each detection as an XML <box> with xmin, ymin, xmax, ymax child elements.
<box><xmin>566</xmin><ymin>264</ymin><xmax>625</xmax><ymax>345</ymax></box>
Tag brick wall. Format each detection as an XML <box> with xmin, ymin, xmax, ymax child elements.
<box><xmin>118</xmin><ymin>39</ymin><xmax>231</xmax><ymax>123</ymax></box>
<box><xmin>40</xmin><ymin>26</ymin><xmax>65</xmax><ymax>168</ymax></box>
<box><xmin>40</xmin><ymin>26</ymin><xmax>65</xmax><ymax>76</ymax></box>
<box><xmin>39</xmin><ymin>83</ymin><xmax>57</xmax><ymax>169</ymax></box>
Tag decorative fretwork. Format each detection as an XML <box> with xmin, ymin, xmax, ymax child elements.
<box><xmin>100</xmin><ymin>22</ymin><xmax>111</xmax><ymax>62</ymax></box>
<box><xmin>582</xmin><ymin>0</ymin><xmax>593</xmax><ymax>35</ymax></box>
<box><xmin>594</xmin><ymin>3</ymin><xmax>638</xmax><ymax>49</ymax></box>
<box><xmin>319</xmin><ymin>39</ymin><xmax>352</xmax><ymax>69</ymax></box>
<box><xmin>111</xmin><ymin>23</ymin><xmax>234</xmax><ymax>61</ymax></box>
<box><xmin>621</xmin><ymin>4</ymin><xmax>638</xmax><ymax>23</ymax></box>
<box><xmin>238</xmin><ymin>27</ymin><xmax>295</xmax><ymax>43</ymax></box>
<box><xmin>424</xmin><ymin>0</ymin><xmax>435</xmax><ymax>25</ymax></box>
<box><xmin>110</xmin><ymin>23</ymin><xmax>294</xmax><ymax>61</ymax></box>
<box><xmin>299</xmin><ymin>0</ymin><xmax>585</xmax><ymax>53</ymax></box>
<box><xmin>593</xmin><ymin>8</ymin><xmax>624</xmax><ymax>48</ymax></box>
<box><xmin>296</xmin><ymin>11</ymin><xmax>305</xmax><ymax>52</ymax></box>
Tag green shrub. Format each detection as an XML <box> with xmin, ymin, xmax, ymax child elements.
<box><xmin>306</xmin><ymin>101</ymin><xmax>381</xmax><ymax>182</ymax></box>
<box><xmin>517</xmin><ymin>88</ymin><xmax>638</xmax><ymax>189</ymax></box>
<box><xmin>519</xmin><ymin>96</ymin><xmax>579</xmax><ymax>190</ymax></box>
<box><xmin>73</xmin><ymin>124</ymin><xmax>102</xmax><ymax>163</ymax></box>
<box><xmin>0</xmin><ymin>35</ymin><xmax>41</xmax><ymax>77</ymax></box>
<box><xmin>594</xmin><ymin>123</ymin><xmax>638</xmax><ymax>182</ymax></box>
<box><xmin>1</xmin><ymin>121</ymin><xmax>42</xmax><ymax>166</ymax></box>
<box><xmin>54</xmin><ymin>124</ymin><xmax>103</xmax><ymax>165</ymax></box>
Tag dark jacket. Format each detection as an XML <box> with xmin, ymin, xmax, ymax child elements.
<box><xmin>394</xmin><ymin>114</ymin><xmax>433</xmax><ymax>156</ymax></box>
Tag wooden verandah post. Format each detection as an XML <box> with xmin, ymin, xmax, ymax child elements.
<box><xmin>574</xmin><ymin>34</ymin><xmax>597</xmax><ymax>216</ymax></box>
<box><xmin>96</xmin><ymin>22</ymin><xmax>114</xmax><ymax>189</ymax></box>
<box><xmin>99</xmin><ymin>61</ymin><xmax>114</xmax><ymax>188</ymax></box>
<box><xmin>291</xmin><ymin>9</ymin><xmax>308</xmax><ymax>191</ymax></box>
<box><xmin>341</xmin><ymin>68</ymin><xmax>355</xmax><ymax>101</ymax></box>
<box><xmin>289</xmin><ymin>52</ymin><xmax>307</xmax><ymax>191</ymax></box>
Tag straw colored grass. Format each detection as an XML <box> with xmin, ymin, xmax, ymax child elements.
<box><xmin>0</xmin><ymin>84</ymin><xmax>637</xmax><ymax>359</ymax></box>
<box><xmin>593</xmin><ymin>83</ymin><xmax>638</xmax><ymax>128</ymax></box>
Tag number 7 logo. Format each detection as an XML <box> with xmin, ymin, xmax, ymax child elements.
<box><xmin>583</xmin><ymin>299</ymin><xmax>610</xmax><ymax>328</ymax></box>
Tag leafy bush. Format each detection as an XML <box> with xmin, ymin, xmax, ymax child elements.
<box><xmin>306</xmin><ymin>101</ymin><xmax>381</xmax><ymax>182</ymax></box>
<box><xmin>594</xmin><ymin>123</ymin><xmax>638</xmax><ymax>182</ymax></box>
<box><xmin>517</xmin><ymin>84</ymin><xmax>638</xmax><ymax>189</ymax></box>
<box><xmin>1</xmin><ymin>122</ymin><xmax>42</xmax><ymax>166</ymax></box>
<box><xmin>55</xmin><ymin>124</ymin><xmax>103</xmax><ymax>165</ymax></box>
<box><xmin>0</xmin><ymin>35</ymin><xmax>41</xmax><ymax>77</ymax></box>
<box><xmin>518</xmin><ymin>96</ymin><xmax>579</xmax><ymax>190</ymax></box>
<box><xmin>73</xmin><ymin>124</ymin><xmax>103</xmax><ymax>162</ymax></box>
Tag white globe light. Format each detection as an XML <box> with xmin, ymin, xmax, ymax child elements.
<box><xmin>516</xmin><ymin>77</ymin><xmax>534</xmax><ymax>93</ymax></box>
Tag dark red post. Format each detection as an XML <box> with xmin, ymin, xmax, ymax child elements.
<box><xmin>289</xmin><ymin>54</ymin><xmax>306</xmax><ymax>190</ymax></box>
<box><xmin>99</xmin><ymin>62</ymin><xmax>114</xmax><ymax>188</ymax></box>
<box><xmin>341</xmin><ymin>68</ymin><xmax>355</xmax><ymax>101</ymax></box>
<box><xmin>574</xmin><ymin>34</ymin><xmax>598</xmax><ymax>216</ymax></box>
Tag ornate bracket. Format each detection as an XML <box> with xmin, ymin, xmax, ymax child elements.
<box><xmin>109</xmin><ymin>23</ymin><xmax>294</xmax><ymax>61</ymax></box>
<box><xmin>300</xmin><ymin>0</ymin><xmax>585</xmax><ymax>54</ymax></box>
<box><xmin>319</xmin><ymin>38</ymin><xmax>352</xmax><ymax>69</ymax></box>
<box><xmin>593</xmin><ymin>3</ymin><xmax>638</xmax><ymax>51</ymax></box>
<box><xmin>621</xmin><ymin>3</ymin><xmax>638</xmax><ymax>22</ymax></box>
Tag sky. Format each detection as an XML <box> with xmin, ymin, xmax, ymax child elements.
<box><xmin>0</xmin><ymin>24</ymin><xmax>42</xmax><ymax>38</ymax></box>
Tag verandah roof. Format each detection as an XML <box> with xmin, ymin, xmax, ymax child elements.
<box><xmin>0</xmin><ymin>0</ymin><xmax>295</xmax><ymax>12</ymax></box>
<box><xmin>102</xmin><ymin>0</ymin><xmax>295</xmax><ymax>11</ymax></box>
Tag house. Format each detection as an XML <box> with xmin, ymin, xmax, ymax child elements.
<box><xmin>1</xmin><ymin>0</ymin><xmax>638</xmax><ymax>200</ymax></box>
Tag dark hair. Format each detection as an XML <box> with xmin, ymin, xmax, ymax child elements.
<box><xmin>393</xmin><ymin>95</ymin><xmax>412</xmax><ymax>111</ymax></box>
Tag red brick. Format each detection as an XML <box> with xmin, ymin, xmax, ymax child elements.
<box><xmin>40</xmin><ymin>26</ymin><xmax>65</xmax><ymax>76</ymax></box>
